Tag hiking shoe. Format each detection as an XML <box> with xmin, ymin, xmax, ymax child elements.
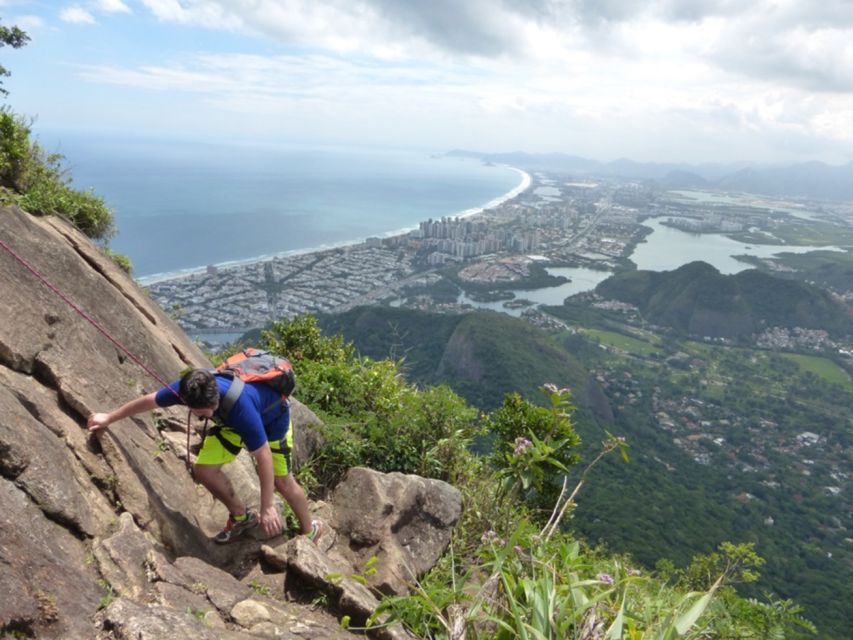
<box><xmin>306</xmin><ymin>519</ymin><xmax>324</xmax><ymax>544</ymax></box>
<box><xmin>213</xmin><ymin>510</ymin><xmax>258</xmax><ymax>544</ymax></box>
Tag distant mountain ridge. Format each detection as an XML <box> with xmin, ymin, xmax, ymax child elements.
<box><xmin>448</xmin><ymin>150</ymin><xmax>853</xmax><ymax>200</ymax></box>
<box><xmin>595</xmin><ymin>261</ymin><xmax>853</xmax><ymax>338</ymax></box>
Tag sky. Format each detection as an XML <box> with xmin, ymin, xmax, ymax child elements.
<box><xmin>2</xmin><ymin>0</ymin><xmax>853</xmax><ymax>165</ymax></box>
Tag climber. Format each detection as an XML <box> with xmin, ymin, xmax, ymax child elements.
<box><xmin>87</xmin><ymin>368</ymin><xmax>323</xmax><ymax>545</ymax></box>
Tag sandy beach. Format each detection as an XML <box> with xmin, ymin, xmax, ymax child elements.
<box><xmin>137</xmin><ymin>166</ymin><xmax>532</xmax><ymax>286</ymax></box>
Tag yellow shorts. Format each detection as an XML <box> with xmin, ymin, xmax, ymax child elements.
<box><xmin>196</xmin><ymin>421</ymin><xmax>294</xmax><ymax>476</ymax></box>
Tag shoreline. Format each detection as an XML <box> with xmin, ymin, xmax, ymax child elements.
<box><xmin>137</xmin><ymin>166</ymin><xmax>532</xmax><ymax>286</ymax></box>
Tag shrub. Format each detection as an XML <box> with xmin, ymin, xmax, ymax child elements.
<box><xmin>485</xmin><ymin>385</ymin><xmax>582</xmax><ymax>518</ymax></box>
<box><xmin>0</xmin><ymin>108</ymin><xmax>115</xmax><ymax>240</ymax></box>
<box><xmin>263</xmin><ymin>315</ymin><xmax>353</xmax><ymax>365</ymax></box>
<box><xmin>262</xmin><ymin>316</ymin><xmax>482</xmax><ymax>489</ymax></box>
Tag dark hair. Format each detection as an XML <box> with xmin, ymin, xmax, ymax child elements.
<box><xmin>179</xmin><ymin>369</ymin><xmax>219</xmax><ymax>409</ymax></box>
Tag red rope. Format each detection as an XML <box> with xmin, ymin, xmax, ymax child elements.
<box><xmin>0</xmin><ymin>236</ymin><xmax>176</xmax><ymax>393</ymax></box>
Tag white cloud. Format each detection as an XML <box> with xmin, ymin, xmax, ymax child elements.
<box><xmin>60</xmin><ymin>6</ymin><xmax>97</xmax><ymax>24</ymax></box>
<box><xmin>96</xmin><ymin>0</ymin><xmax>131</xmax><ymax>13</ymax></box>
<box><xmin>139</xmin><ymin>0</ymin><xmax>240</xmax><ymax>28</ymax></box>
<box><xmin>51</xmin><ymin>1</ymin><xmax>853</xmax><ymax>163</ymax></box>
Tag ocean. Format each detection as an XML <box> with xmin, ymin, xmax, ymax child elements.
<box><xmin>46</xmin><ymin>132</ymin><xmax>524</xmax><ymax>280</ymax></box>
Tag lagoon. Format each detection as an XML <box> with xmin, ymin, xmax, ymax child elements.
<box><xmin>630</xmin><ymin>218</ymin><xmax>839</xmax><ymax>274</ymax></box>
<box><xmin>458</xmin><ymin>266</ymin><xmax>612</xmax><ymax>316</ymax></box>
<box><xmin>460</xmin><ymin>217</ymin><xmax>839</xmax><ymax>316</ymax></box>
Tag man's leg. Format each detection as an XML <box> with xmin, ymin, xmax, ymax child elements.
<box><xmin>193</xmin><ymin>463</ymin><xmax>246</xmax><ymax>516</ymax></box>
<box><xmin>274</xmin><ymin>473</ymin><xmax>312</xmax><ymax>534</ymax></box>
<box><xmin>270</xmin><ymin>426</ymin><xmax>315</xmax><ymax>536</ymax></box>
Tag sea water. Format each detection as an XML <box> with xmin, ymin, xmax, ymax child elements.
<box><xmin>46</xmin><ymin>131</ymin><xmax>523</xmax><ymax>279</ymax></box>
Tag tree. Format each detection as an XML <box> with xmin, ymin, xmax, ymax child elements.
<box><xmin>1</xmin><ymin>19</ymin><xmax>29</xmax><ymax>96</ymax></box>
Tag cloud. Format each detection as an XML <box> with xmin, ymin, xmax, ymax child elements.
<box><xmin>96</xmin><ymin>0</ymin><xmax>131</xmax><ymax>13</ymax></box>
<box><xmin>60</xmin><ymin>6</ymin><xmax>97</xmax><ymax>24</ymax></box>
<box><xmin>58</xmin><ymin>1</ymin><xmax>131</xmax><ymax>27</ymax></box>
<box><xmin>707</xmin><ymin>20</ymin><xmax>853</xmax><ymax>93</ymax></box>
<box><xmin>128</xmin><ymin>1</ymin><xmax>853</xmax><ymax>97</ymax></box>
<box><xmin>139</xmin><ymin>0</ymin><xmax>240</xmax><ymax>28</ymax></box>
<box><xmin>59</xmin><ymin>1</ymin><xmax>853</xmax><ymax>163</ymax></box>
<box><xmin>134</xmin><ymin>0</ymin><xmax>546</xmax><ymax>58</ymax></box>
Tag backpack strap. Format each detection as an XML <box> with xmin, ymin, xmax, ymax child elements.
<box><xmin>214</xmin><ymin>370</ymin><xmax>287</xmax><ymax>421</ymax></box>
<box><xmin>217</xmin><ymin>373</ymin><xmax>245</xmax><ymax>421</ymax></box>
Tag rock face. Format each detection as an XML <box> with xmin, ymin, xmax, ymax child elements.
<box><xmin>0</xmin><ymin>205</ymin><xmax>459</xmax><ymax>638</ymax></box>
<box><xmin>329</xmin><ymin>467</ymin><xmax>462</xmax><ymax>596</ymax></box>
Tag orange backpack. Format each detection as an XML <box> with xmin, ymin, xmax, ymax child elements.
<box><xmin>214</xmin><ymin>348</ymin><xmax>295</xmax><ymax>419</ymax></box>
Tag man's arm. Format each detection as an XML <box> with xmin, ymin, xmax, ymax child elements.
<box><xmin>250</xmin><ymin>442</ymin><xmax>283</xmax><ymax>537</ymax></box>
<box><xmin>87</xmin><ymin>392</ymin><xmax>159</xmax><ymax>431</ymax></box>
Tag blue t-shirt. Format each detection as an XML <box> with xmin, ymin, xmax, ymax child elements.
<box><xmin>155</xmin><ymin>376</ymin><xmax>290</xmax><ymax>452</ymax></box>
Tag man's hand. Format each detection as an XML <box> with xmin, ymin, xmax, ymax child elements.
<box><xmin>87</xmin><ymin>413</ymin><xmax>112</xmax><ymax>432</ymax></box>
<box><xmin>85</xmin><ymin>393</ymin><xmax>159</xmax><ymax>432</ymax></box>
<box><xmin>259</xmin><ymin>505</ymin><xmax>283</xmax><ymax>538</ymax></box>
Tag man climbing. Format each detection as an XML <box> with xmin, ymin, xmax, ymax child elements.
<box><xmin>87</xmin><ymin>368</ymin><xmax>322</xmax><ymax>545</ymax></box>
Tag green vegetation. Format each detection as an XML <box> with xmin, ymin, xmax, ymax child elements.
<box><xmin>0</xmin><ymin>18</ymin><xmax>29</xmax><ymax>95</ymax></box>
<box><xmin>320</xmin><ymin>307</ymin><xmax>595</xmax><ymax>413</ymax></box>
<box><xmin>444</xmin><ymin>260</ymin><xmax>569</xmax><ymax>293</ymax></box>
<box><xmin>781</xmin><ymin>353</ymin><xmax>852</xmax><ymax>389</ymax></box>
<box><xmin>262</xmin><ymin>316</ymin><xmax>480</xmax><ymax>488</ymax></box>
<box><xmin>0</xmin><ymin>109</ymin><xmax>115</xmax><ymax>239</ymax></box>
<box><xmin>736</xmin><ymin>250</ymin><xmax>853</xmax><ymax>295</ymax></box>
<box><xmin>249</xmin><ymin>580</ymin><xmax>272</xmax><ymax>597</ymax></box>
<box><xmin>245</xmin><ymin>315</ymin><xmax>819</xmax><ymax>638</ymax></box>
<box><xmin>580</xmin><ymin>327</ymin><xmax>661</xmax><ymax>356</ymax></box>
<box><xmin>311</xmin><ymin>305</ymin><xmax>849</xmax><ymax>637</ymax></box>
<box><xmin>593</xmin><ymin>260</ymin><xmax>852</xmax><ymax>338</ymax></box>
<box><xmin>103</xmin><ymin>247</ymin><xmax>133</xmax><ymax>274</ymax></box>
<box><xmin>729</xmin><ymin>218</ymin><xmax>853</xmax><ymax>248</ymax></box>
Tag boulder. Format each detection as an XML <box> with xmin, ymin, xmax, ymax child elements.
<box><xmin>284</xmin><ymin>537</ymin><xmax>418</xmax><ymax>640</ymax></box>
<box><xmin>94</xmin><ymin>512</ymin><xmax>163</xmax><ymax>600</ymax></box>
<box><xmin>329</xmin><ymin>467</ymin><xmax>462</xmax><ymax>595</ymax></box>
<box><xmin>96</xmin><ymin>598</ymin><xmax>248</xmax><ymax>640</ymax></box>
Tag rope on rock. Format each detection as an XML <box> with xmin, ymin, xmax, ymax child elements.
<box><xmin>1</xmin><ymin>237</ymin><xmax>205</xmax><ymax>475</ymax></box>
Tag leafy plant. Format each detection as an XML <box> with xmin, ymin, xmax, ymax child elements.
<box><xmin>97</xmin><ymin>581</ymin><xmax>116</xmax><ymax>611</ymax></box>
<box><xmin>0</xmin><ymin>108</ymin><xmax>116</xmax><ymax>240</ymax></box>
<box><xmin>0</xmin><ymin>19</ymin><xmax>29</xmax><ymax>95</ymax></box>
<box><xmin>262</xmin><ymin>316</ymin><xmax>482</xmax><ymax>489</ymax></box>
<box><xmin>486</xmin><ymin>385</ymin><xmax>582</xmax><ymax>517</ymax></box>
<box><xmin>249</xmin><ymin>580</ymin><xmax>272</xmax><ymax>597</ymax></box>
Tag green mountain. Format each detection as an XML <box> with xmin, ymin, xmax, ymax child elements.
<box><xmin>316</xmin><ymin>303</ymin><xmax>852</xmax><ymax>636</ymax></box>
<box><xmin>738</xmin><ymin>250</ymin><xmax>853</xmax><ymax>296</ymax></box>
<box><xmin>319</xmin><ymin>306</ymin><xmax>612</xmax><ymax>418</ymax></box>
<box><xmin>596</xmin><ymin>261</ymin><xmax>852</xmax><ymax>337</ymax></box>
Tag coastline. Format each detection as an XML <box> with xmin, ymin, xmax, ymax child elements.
<box><xmin>137</xmin><ymin>166</ymin><xmax>532</xmax><ymax>286</ymax></box>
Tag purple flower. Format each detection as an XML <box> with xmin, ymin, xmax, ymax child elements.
<box><xmin>481</xmin><ymin>530</ymin><xmax>498</xmax><ymax>544</ymax></box>
<box><xmin>514</xmin><ymin>436</ymin><xmax>533</xmax><ymax>455</ymax></box>
<box><xmin>597</xmin><ymin>573</ymin><xmax>615</xmax><ymax>585</ymax></box>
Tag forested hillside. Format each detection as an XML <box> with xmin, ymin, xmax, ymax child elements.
<box><xmin>319</xmin><ymin>307</ymin><xmax>610</xmax><ymax>418</ymax></box>
<box><xmin>318</xmin><ymin>304</ymin><xmax>851</xmax><ymax>637</ymax></box>
<box><xmin>594</xmin><ymin>261</ymin><xmax>852</xmax><ymax>338</ymax></box>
